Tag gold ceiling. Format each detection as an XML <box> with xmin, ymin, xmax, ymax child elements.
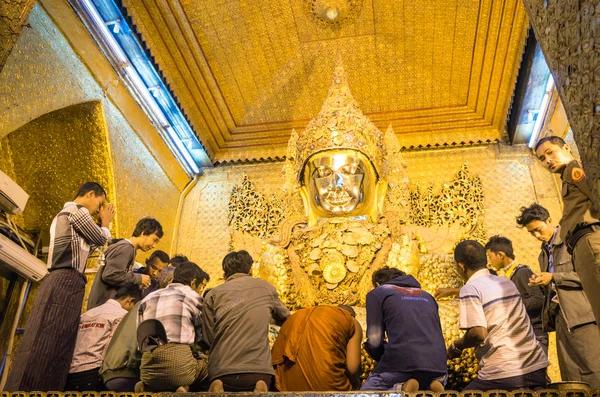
<box><xmin>120</xmin><ymin>0</ymin><xmax>528</xmax><ymax>163</ymax></box>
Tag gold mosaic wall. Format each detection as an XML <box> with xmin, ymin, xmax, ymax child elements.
<box><xmin>0</xmin><ymin>5</ymin><xmax>181</xmax><ymax>253</ymax></box>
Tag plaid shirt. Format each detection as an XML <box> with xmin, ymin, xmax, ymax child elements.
<box><xmin>47</xmin><ymin>202</ymin><xmax>111</xmax><ymax>273</ymax></box>
<box><xmin>138</xmin><ymin>283</ymin><xmax>203</xmax><ymax>345</ymax></box>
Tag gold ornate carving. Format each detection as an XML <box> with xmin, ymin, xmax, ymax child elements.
<box><xmin>521</xmin><ymin>0</ymin><xmax>600</xmax><ymax>207</ymax></box>
<box><xmin>409</xmin><ymin>162</ymin><xmax>485</xmax><ymax>234</ymax></box>
<box><xmin>0</xmin><ymin>0</ymin><xmax>36</xmax><ymax>71</ymax></box>
<box><xmin>304</xmin><ymin>0</ymin><xmax>364</xmax><ymax>27</ymax></box>
<box><xmin>228</xmin><ymin>175</ymin><xmax>284</xmax><ymax>239</ymax></box>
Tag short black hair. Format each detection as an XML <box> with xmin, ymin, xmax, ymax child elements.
<box><xmin>534</xmin><ymin>136</ymin><xmax>566</xmax><ymax>152</ymax></box>
<box><xmin>222</xmin><ymin>250</ymin><xmax>253</xmax><ymax>278</ymax></box>
<box><xmin>454</xmin><ymin>240</ymin><xmax>487</xmax><ymax>271</ymax></box>
<box><xmin>516</xmin><ymin>203</ymin><xmax>550</xmax><ymax>227</ymax></box>
<box><xmin>338</xmin><ymin>305</ymin><xmax>356</xmax><ymax>318</ymax></box>
<box><xmin>485</xmin><ymin>235</ymin><xmax>515</xmax><ymax>259</ymax></box>
<box><xmin>146</xmin><ymin>250</ymin><xmax>170</xmax><ymax>266</ymax></box>
<box><xmin>132</xmin><ymin>217</ymin><xmax>164</xmax><ymax>238</ymax></box>
<box><xmin>170</xmin><ymin>254</ymin><xmax>189</xmax><ymax>268</ymax></box>
<box><xmin>76</xmin><ymin>182</ymin><xmax>106</xmax><ymax>198</ymax></box>
<box><xmin>173</xmin><ymin>262</ymin><xmax>210</xmax><ymax>286</ymax></box>
<box><xmin>115</xmin><ymin>285</ymin><xmax>142</xmax><ymax>302</ymax></box>
<box><xmin>372</xmin><ymin>266</ymin><xmax>406</xmax><ymax>287</ymax></box>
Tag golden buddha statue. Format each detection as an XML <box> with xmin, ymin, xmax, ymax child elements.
<box><xmin>252</xmin><ymin>60</ymin><xmax>457</xmax><ymax>309</ymax></box>
<box><xmin>229</xmin><ymin>59</ymin><xmax>482</xmax><ymax>388</ymax></box>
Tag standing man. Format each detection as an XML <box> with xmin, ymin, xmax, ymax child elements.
<box><xmin>6</xmin><ymin>182</ymin><xmax>115</xmax><ymax>391</ymax></box>
<box><xmin>449</xmin><ymin>240</ymin><xmax>548</xmax><ymax>391</ymax></box>
<box><xmin>88</xmin><ymin>217</ymin><xmax>163</xmax><ymax>309</ymax></box>
<box><xmin>484</xmin><ymin>236</ymin><xmax>548</xmax><ymax>354</ymax></box>
<box><xmin>535</xmin><ymin>136</ymin><xmax>600</xmax><ymax>326</ymax></box>
<box><xmin>202</xmin><ymin>250</ymin><xmax>290</xmax><ymax>392</ymax></box>
<box><xmin>361</xmin><ymin>267</ymin><xmax>447</xmax><ymax>392</ymax></box>
<box><xmin>517</xmin><ymin>203</ymin><xmax>600</xmax><ymax>389</ymax></box>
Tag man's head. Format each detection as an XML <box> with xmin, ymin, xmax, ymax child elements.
<box><xmin>114</xmin><ymin>285</ymin><xmax>143</xmax><ymax>311</ymax></box>
<box><xmin>454</xmin><ymin>240</ymin><xmax>488</xmax><ymax>280</ymax></box>
<box><xmin>172</xmin><ymin>262</ymin><xmax>210</xmax><ymax>295</ymax></box>
<box><xmin>484</xmin><ymin>236</ymin><xmax>515</xmax><ymax>271</ymax></box>
<box><xmin>222</xmin><ymin>250</ymin><xmax>254</xmax><ymax>279</ymax></box>
<box><xmin>170</xmin><ymin>254</ymin><xmax>189</xmax><ymax>268</ymax></box>
<box><xmin>516</xmin><ymin>203</ymin><xmax>555</xmax><ymax>243</ymax></box>
<box><xmin>157</xmin><ymin>266</ymin><xmax>176</xmax><ymax>289</ymax></box>
<box><xmin>338</xmin><ymin>304</ymin><xmax>356</xmax><ymax>318</ymax></box>
<box><xmin>74</xmin><ymin>182</ymin><xmax>106</xmax><ymax>215</ymax></box>
<box><xmin>371</xmin><ymin>266</ymin><xmax>406</xmax><ymax>287</ymax></box>
<box><xmin>145</xmin><ymin>250</ymin><xmax>170</xmax><ymax>280</ymax></box>
<box><xmin>132</xmin><ymin>218</ymin><xmax>164</xmax><ymax>252</ymax></box>
<box><xmin>534</xmin><ymin>136</ymin><xmax>576</xmax><ymax>174</ymax></box>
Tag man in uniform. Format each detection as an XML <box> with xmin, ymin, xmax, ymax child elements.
<box><xmin>517</xmin><ymin>203</ymin><xmax>600</xmax><ymax>388</ymax></box>
<box><xmin>535</xmin><ymin>136</ymin><xmax>600</xmax><ymax>327</ymax></box>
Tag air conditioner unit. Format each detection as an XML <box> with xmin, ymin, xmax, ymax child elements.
<box><xmin>0</xmin><ymin>233</ymin><xmax>48</xmax><ymax>282</ymax></box>
<box><xmin>0</xmin><ymin>170</ymin><xmax>29</xmax><ymax>215</ymax></box>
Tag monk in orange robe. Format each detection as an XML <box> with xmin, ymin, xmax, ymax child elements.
<box><xmin>272</xmin><ymin>305</ymin><xmax>363</xmax><ymax>391</ymax></box>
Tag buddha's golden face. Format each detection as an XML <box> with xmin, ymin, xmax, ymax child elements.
<box><xmin>303</xmin><ymin>150</ymin><xmax>377</xmax><ymax>216</ymax></box>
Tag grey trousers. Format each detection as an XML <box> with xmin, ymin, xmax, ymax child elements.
<box><xmin>556</xmin><ymin>313</ymin><xmax>600</xmax><ymax>389</ymax></box>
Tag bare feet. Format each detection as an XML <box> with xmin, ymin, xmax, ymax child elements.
<box><xmin>254</xmin><ymin>380</ymin><xmax>269</xmax><ymax>392</ymax></box>
<box><xmin>429</xmin><ymin>380</ymin><xmax>445</xmax><ymax>392</ymax></box>
<box><xmin>402</xmin><ymin>379</ymin><xmax>419</xmax><ymax>392</ymax></box>
<box><xmin>209</xmin><ymin>379</ymin><xmax>224</xmax><ymax>392</ymax></box>
<box><xmin>134</xmin><ymin>381</ymin><xmax>145</xmax><ymax>392</ymax></box>
<box><xmin>176</xmin><ymin>386</ymin><xmax>189</xmax><ymax>392</ymax></box>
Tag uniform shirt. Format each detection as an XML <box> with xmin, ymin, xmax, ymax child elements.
<box><xmin>138</xmin><ymin>283</ymin><xmax>203</xmax><ymax>345</ymax></box>
<box><xmin>459</xmin><ymin>269</ymin><xmax>548</xmax><ymax>380</ymax></box>
<box><xmin>559</xmin><ymin>160</ymin><xmax>600</xmax><ymax>242</ymax></box>
<box><xmin>69</xmin><ymin>299</ymin><xmax>127</xmax><ymax>373</ymax></box>
<box><xmin>48</xmin><ymin>202</ymin><xmax>111</xmax><ymax>273</ymax></box>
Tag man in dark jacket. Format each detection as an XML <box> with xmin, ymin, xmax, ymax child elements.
<box><xmin>88</xmin><ymin>217</ymin><xmax>163</xmax><ymax>309</ymax></box>
<box><xmin>134</xmin><ymin>249</ymin><xmax>170</xmax><ymax>298</ymax></box>
<box><xmin>517</xmin><ymin>204</ymin><xmax>600</xmax><ymax>389</ymax></box>
<box><xmin>361</xmin><ymin>266</ymin><xmax>447</xmax><ymax>392</ymax></box>
<box><xmin>485</xmin><ymin>236</ymin><xmax>548</xmax><ymax>354</ymax></box>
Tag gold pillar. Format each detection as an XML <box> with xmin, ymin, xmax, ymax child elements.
<box><xmin>521</xmin><ymin>0</ymin><xmax>600</xmax><ymax>206</ymax></box>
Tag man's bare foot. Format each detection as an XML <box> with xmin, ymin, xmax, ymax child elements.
<box><xmin>429</xmin><ymin>380</ymin><xmax>445</xmax><ymax>392</ymax></box>
<box><xmin>254</xmin><ymin>380</ymin><xmax>268</xmax><ymax>392</ymax></box>
<box><xmin>175</xmin><ymin>386</ymin><xmax>189</xmax><ymax>392</ymax></box>
<box><xmin>402</xmin><ymin>379</ymin><xmax>419</xmax><ymax>392</ymax></box>
<box><xmin>134</xmin><ymin>381</ymin><xmax>145</xmax><ymax>392</ymax></box>
<box><xmin>209</xmin><ymin>379</ymin><xmax>224</xmax><ymax>392</ymax></box>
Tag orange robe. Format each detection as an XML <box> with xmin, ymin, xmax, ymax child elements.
<box><xmin>272</xmin><ymin>305</ymin><xmax>355</xmax><ymax>391</ymax></box>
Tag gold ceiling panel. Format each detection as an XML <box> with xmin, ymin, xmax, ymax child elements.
<box><xmin>120</xmin><ymin>0</ymin><xmax>528</xmax><ymax>162</ymax></box>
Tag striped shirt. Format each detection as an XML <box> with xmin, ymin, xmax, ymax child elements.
<box><xmin>69</xmin><ymin>299</ymin><xmax>127</xmax><ymax>373</ymax></box>
<box><xmin>47</xmin><ymin>202</ymin><xmax>111</xmax><ymax>273</ymax></box>
<box><xmin>459</xmin><ymin>269</ymin><xmax>549</xmax><ymax>380</ymax></box>
<box><xmin>138</xmin><ymin>283</ymin><xmax>203</xmax><ymax>345</ymax></box>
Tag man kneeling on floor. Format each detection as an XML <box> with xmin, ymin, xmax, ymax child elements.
<box><xmin>66</xmin><ymin>286</ymin><xmax>142</xmax><ymax>391</ymax></box>
<box><xmin>137</xmin><ymin>262</ymin><xmax>210</xmax><ymax>392</ymax></box>
<box><xmin>361</xmin><ymin>267</ymin><xmax>448</xmax><ymax>392</ymax></box>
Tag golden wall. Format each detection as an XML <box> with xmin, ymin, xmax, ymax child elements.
<box><xmin>177</xmin><ymin>143</ymin><xmax>562</xmax><ymax>279</ymax></box>
<box><xmin>0</xmin><ymin>5</ymin><xmax>183</xmax><ymax>375</ymax></box>
<box><xmin>0</xmin><ymin>5</ymin><xmax>181</xmax><ymax>254</ymax></box>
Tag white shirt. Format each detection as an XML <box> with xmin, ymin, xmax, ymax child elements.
<box><xmin>70</xmin><ymin>299</ymin><xmax>127</xmax><ymax>373</ymax></box>
<box><xmin>459</xmin><ymin>269</ymin><xmax>549</xmax><ymax>380</ymax></box>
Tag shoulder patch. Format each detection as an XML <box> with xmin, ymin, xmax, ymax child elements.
<box><xmin>572</xmin><ymin>167</ymin><xmax>585</xmax><ymax>183</ymax></box>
